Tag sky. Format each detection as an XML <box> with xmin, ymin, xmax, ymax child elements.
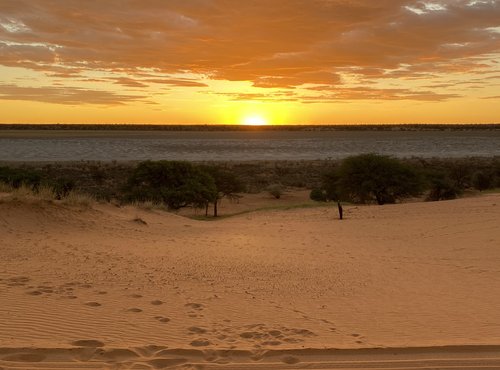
<box><xmin>0</xmin><ymin>0</ymin><xmax>499</xmax><ymax>125</ymax></box>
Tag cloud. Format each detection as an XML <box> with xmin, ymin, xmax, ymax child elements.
<box><xmin>0</xmin><ymin>84</ymin><xmax>149</xmax><ymax>105</ymax></box>
<box><xmin>0</xmin><ymin>0</ymin><xmax>499</xmax><ymax>105</ymax></box>
<box><xmin>216</xmin><ymin>86</ymin><xmax>459</xmax><ymax>103</ymax></box>
<box><xmin>213</xmin><ymin>91</ymin><xmax>299</xmax><ymax>102</ymax></box>
<box><xmin>143</xmin><ymin>78</ymin><xmax>208</xmax><ymax>87</ymax></box>
<box><xmin>480</xmin><ymin>95</ymin><xmax>500</xmax><ymax>99</ymax></box>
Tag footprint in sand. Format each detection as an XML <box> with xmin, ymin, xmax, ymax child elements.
<box><xmin>190</xmin><ymin>339</ymin><xmax>210</xmax><ymax>347</ymax></box>
<box><xmin>151</xmin><ymin>300</ymin><xmax>163</xmax><ymax>305</ymax></box>
<box><xmin>26</xmin><ymin>290</ymin><xmax>42</xmax><ymax>296</ymax></box>
<box><xmin>283</xmin><ymin>338</ymin><xmax>303</xmax><ymax>344</ymax></box>
<box><xmin>188</xmin><ymin>326</ymin><xmax>207</xmax><ymax>334</ymax></box>
<box><xmin>71</xmin><ymin>339</ymin><xmax>105</xmax><ymax>347</ymax></box>
<box><xmin>127</xmin><ymin>308</ymin><xmax>143</xmax><ymax>313</ymax></box>
<box><xmin>240</xmin><ymin>332</ymin><xmax>261</xmax><ymax>339</ymax></box>
<box><xmin>291</xmin><ymin>329</ymin><xmax>315</xmax><ymax>337</ymax></box>
<box><xmin>84</xmin><ymin>301</ymin><xmax>101</xmax><ymax>307</ymax></box>
<box><xmin>185</xmin><ymin>303</ymin><xmax>204</xmax><ymax>310</ymax></box>
<box><xmin>282</xmin><ymin>356</ymin><xmax>300</xmax><ymax>364</ymax></box>
<box><xmin>6</xmin><ymin>276</ymin><xmax>30</xmax><ymax>287</ymax></box>
<box><xmin>154</xmin><ymin>316</ymin><xmax>170</xmax><ymax>323</ymax></box>
<box><xmin>37</xmin><ymin>286</ymin><xmax>54</xmax><ymax>293</ymax></box>
<box><xmin>129</xmin><ymin>293</ymin><xmax>143</xmax><ymax>298</ymax></box>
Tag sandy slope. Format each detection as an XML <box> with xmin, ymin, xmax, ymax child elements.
<box><xmin>0</xmin><ymin>194</ymin><xmax>499</xmax><ymax>369</ymax></box>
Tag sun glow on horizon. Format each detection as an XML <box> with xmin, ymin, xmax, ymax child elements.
<box><xmin>242</xmin><ymin>115</ymin><xmax>269</xmax><ymax>126</ymax></box>
<box><xmin>1</xmin><ymin>2</ymin><xmax>500</xmax><ymax>124</ymax></box>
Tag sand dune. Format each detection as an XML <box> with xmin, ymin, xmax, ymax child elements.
<box><xmin>1</xmin><ymin>194</ymin><xmax>499</xmax><ymax>369</ymax></box>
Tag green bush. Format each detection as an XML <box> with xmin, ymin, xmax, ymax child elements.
<box><xmin>267</xmin><ymin>184</ymin><xmax>284</xmax><ymax>199</ymax></box>
<box><xmin>336</xmin><ymin>154</ymin><xmax>423</xmax><ymax>205</ymax></box>
<box><xmin>472</xmin><ymin>171</ymin><xmax>494</xmax><ymax>191</ymax></box>
<box><xmin>309</xmin><ymin>188</ymin><xmax>327</xmax><ymax>202</ymax></box>
<box><xmin>52</xmin><ymin>178</ymin><xmax>76</xmax><ymax>199</ymax></box>
<box><xmin>447</xmin><ymin>161</ymin><xmax>473</xmax><ymax>190</ymax></box>
<box><xmin>124</xmin><ymin>161</ymin><xmax>217</xmax><ymax>210</ymax></box>
<box><xmin>0</xmin><ymin>166</ymin><xmax>41</xmax><ymax>190</ymax></box>
<box><xmin>321</xmin><ymin>170</ymin><xmax>341</xmax><ymax>201</ymax></box>
<box><xmin>425</xmin><ymin>171</ymin><xmax>460</xmax><ymax>201</ymax></box>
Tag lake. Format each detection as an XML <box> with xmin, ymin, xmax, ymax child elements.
<box><xmin>0</xmin><ymin>129</ymin><xmax>499</xmax><ymax>161</ymax></box>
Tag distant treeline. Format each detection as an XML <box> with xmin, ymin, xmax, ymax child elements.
<box><xmin>1</xmin><ymin>124</ymin><xmax>499</xmax><ymax>131</ymax></box>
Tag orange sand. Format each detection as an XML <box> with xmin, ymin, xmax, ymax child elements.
<box><xmin>1</xmin><ymin>193</ymin><xmax>499</xmax><ymax>369</ymax></box>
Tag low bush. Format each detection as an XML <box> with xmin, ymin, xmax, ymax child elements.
<box><xmin>124</xmin><ymin>161</ymin><xmax>217</xmax><ymax>210</ymax></box>
<box><xmin>335</xmin><ymin>154</ymin><xmax>424</xmax><ymax>205</ymax></box>
<box><xmin>309</xmin><ymin>188</ymin><xmax>327</xmax><ymax>202</ymax></box>
<box><xmin>472</xmin><ymin>171</ymin><xmax>494</xmax><ymax>191</ymax></box>
<box><xmin>267</xmin><ymin>184</ymin><xmax>285</xmax><ymax>199</ymax></box>
<box><xmin>425</xmin><ymin>171</ymin><xmax>460</xmax><ymax>201</ymax></box>
<box><xmin>52</xmin><ymin>178</ymin><xmax>76</xmax><ymax>200</ymax></box>
<box><xmin>0</xmin><ymin>166</ymin><xmax>41</xmax><ymax>190</ymax></box>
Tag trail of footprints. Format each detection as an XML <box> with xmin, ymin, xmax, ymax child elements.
<box><xmin>0</xmin><ymin>275</ymin><xmax>173</xmax><ymax>322</ymax></box>
<box><xmin>186</xmin><ymin>322</ymin><xmax>317</xmax><ymax>349</ymax></box>
<box><xmin>1</xmin><ymin>274</ymin><xmax>365</xmax><ymax>351</ymax></box>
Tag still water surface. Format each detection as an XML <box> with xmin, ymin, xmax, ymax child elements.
<box><xmin>0</xmin><ymin>130</ymin><xmax>498</xmax><ymax>161</ymax></box>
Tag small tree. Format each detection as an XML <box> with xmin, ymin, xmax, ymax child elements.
<box><xmin>202</xmin><ymin>166</ymin><xmax>243</xmax><ymax>217</ymax></box>
<box><xmin>322</xmin><ymin>169</ymin><xmax>341</xmax><ymax>201</ymax></box>
<box><xmin>124</xmin><ymin>161</ymin><xmax>217</xmax><ymax>210</ymax></box>
<box><xmin>267</xmin><ymin>184</ymin><xmax>284</xmax><ymax>199</ymax></box>
<box><xmin>472</xmin><ymin>171</ymin><xmax>493</xmax><ymax>191</ymax></box>
<box><xmin>448</xmin><ymin>161</ymin><xmax>472</xmax><ymax>190</ymax></box>
<box><xmin>336</xmin><ymin>154</ymin><xmax>423</xmax><ymax>205</ymax></box>
<box><xmin>309</xmin><ymin>188</ymin><xmax>327</xmax><ymax>202</ymax></box>
<box><xmin>426</xmin><ymin>173</ymin><xmax>460</xmax><ymax>201</ymax></box>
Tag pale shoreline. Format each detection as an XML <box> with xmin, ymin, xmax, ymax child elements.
<box><xmin>1</xmin><ymin>192</ymin><xmax>499</xmax><ymax>368</ymax></box>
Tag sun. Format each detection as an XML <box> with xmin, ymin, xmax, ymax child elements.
<box><xmin>242</xmin><ymin>115</ymin><xmax>268</xmax><ymax>126</ymax></box>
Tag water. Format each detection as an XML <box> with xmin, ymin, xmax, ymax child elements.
<box><xmin>0</xmin><ymin>130</ymin><xmax>499</xmax><ymax>161</ymax></box>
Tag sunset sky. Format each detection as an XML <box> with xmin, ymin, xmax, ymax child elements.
<box><xmin>0</xmin><ymin>0</ymin><xmax>499</xmax><ymax>125</ymax></box>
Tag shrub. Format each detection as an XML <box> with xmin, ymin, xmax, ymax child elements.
<box><xmin>447</xmin><ymin>161</ymin><xmax>473</xmax><ymax>190</ymax></box>
<box><xmin>51</xmin><ymin>178</ymin><xmax>75</xmax><ymax>199</ymax></box>
<box><xmin>472</xmin><ymin>171</ymin><xmax>493</xmax><ymax>191</ymax></box>
<box><xmin>425</xmin><ymin>171</ymin><xmax>460</xmax><ymax>201</ymax></box>
<box><xmin>321</xmin><ymin>169</ymin><xmax>341</xmax><ymax>201</ymax></box>
<box><xmin>0</xmin><ymin>166</ymin><xmax>41</xmax><ymax>190</ymax></box>
<box><xmin>310</xmin><ymin>188</ymin><xmax>327</xmax><ymax>202</ymax></box>
<box><xmin>124</xmin><ymin>161</ymin><xmax>217</xmax><ymax>210</ymax></box>
<box><xmin>267</xmin><ymin>184</ymin><xmax>284</xmax><ymax>199</ymax></box>
<box><xmin>336</xmin><ymin>154</ymin><xmax>423</xmax><ymax>205</ymax></box>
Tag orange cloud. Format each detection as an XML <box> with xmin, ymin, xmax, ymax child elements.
<box><xmin>0</xmin><ymin>84</ymin><xmax>149</xmax><ymax>105</ymax></box>
<box><xmin>0</xmin><ymin>0</ymin><xmax>499</xmax><ymax>107</ymax></box>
